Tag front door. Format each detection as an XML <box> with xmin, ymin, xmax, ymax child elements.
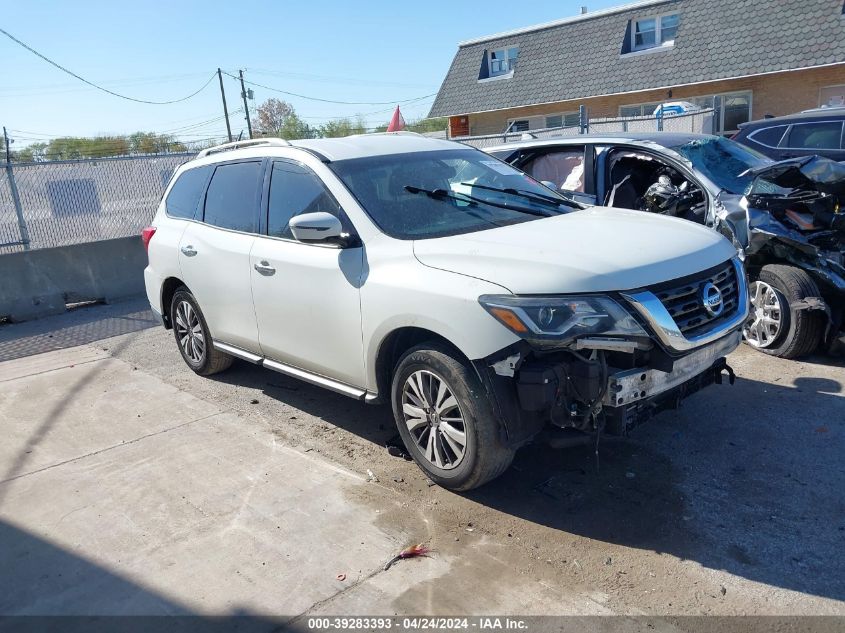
<box><xmin>250</xmin><ymin>159</ymin><xmax>365</xmax><ymax>387</ymax></box>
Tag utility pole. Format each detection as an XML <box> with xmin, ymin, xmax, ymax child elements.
<box><xmin>217</xmin><ymin>68</ymin><xmax>233</xmax><ymax>142</ymax></box>
<box><xmin>3</xmin><ymin>126</ymin><xmax>31</xmax><ymax>249</ymax></box>
<box><xmin>238</xmin><ymin>70</ymin><xmax>253</xmax><ymax>140</ymax></box>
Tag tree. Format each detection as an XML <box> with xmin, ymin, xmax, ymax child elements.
<box><xmin>17</xmin><ymin>142</ymin><xmax>48</xmax><ymax>162</ymax></box>
<box><xmin>318</xmin><ymin>116</ymin><xmax>367</xmax><ymax>138</ymax></box>
<box><xmin>373</xmin><ymin>116</ymin><xmax>447</xmax><ymax>134</ymax></box>
<box><xmin>251</xmin><ymin>98</ymin><xmax>313</xmax><ymax>139</ymax></box>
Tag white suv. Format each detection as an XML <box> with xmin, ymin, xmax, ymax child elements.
<box><xmin>143</xmin><ymin>134</ymin><xmax>748</xmax><ymax>490</ymax></box>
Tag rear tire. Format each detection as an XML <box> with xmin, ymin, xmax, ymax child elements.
<box><xmin>170</xmin><ymin>288</ymin><xmax>233</xmax><ymax>376</ymax></box>
<box><xmin>743</xmin><ymin>265</ymin><xmax>824</xmax><ymax>359</ymax></box>
<box><xmin>391</xmin><ymin>343</ymin><xmax>514</xmax><ymax>491</ymax></box>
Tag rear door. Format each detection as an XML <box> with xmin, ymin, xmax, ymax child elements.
<box><xmin>249</xmin><ymin>159</ymin><xmax>365</xmax><ymax>388</ymax></box>
<box><xmin>178</xmin><ymin>159</ymin><xmax>264</xmax><ymax>352</ymax></box>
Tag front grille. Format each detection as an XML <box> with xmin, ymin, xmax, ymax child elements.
<box><xmin>653</xmin><ymin>260</ymin><xmax>739</xmax><ymax>337</ymax></box>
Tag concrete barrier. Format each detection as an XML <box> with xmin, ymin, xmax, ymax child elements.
<box><xmin>0</xmin><ymin>236</ymin><xmax>146</xmax><ymax>322</ymax></box>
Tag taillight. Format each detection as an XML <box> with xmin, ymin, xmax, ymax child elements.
<box><xmin>141</xmin><ymin>226</ymin><xmax>157</xmax><ymax>252</ymax></box>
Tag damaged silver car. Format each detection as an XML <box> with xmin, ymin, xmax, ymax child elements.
<box><xmin>487</xmin><ymin>134</ymin><xmax>845</xmax><ymax>358</ymax></box>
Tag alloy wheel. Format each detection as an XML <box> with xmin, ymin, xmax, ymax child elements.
<box><xmin>743</xmin><ymin>281</ymin><xmax>783</xmax><ymax>348</ymax></box>
<box><xmin>175</xmin><ymin>300</ymin><xmax>205</xmax><ymax>363</ymax></box>
<box><xmin>401</xmin><ymin>370</ymin><xmax>468</xmax><ymax>470</ymax></box>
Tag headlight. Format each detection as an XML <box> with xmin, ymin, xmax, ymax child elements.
<box><xmin>479</xmin><ymin>294</ymin><xmax>647</xmax><ymax>347</ymax></box>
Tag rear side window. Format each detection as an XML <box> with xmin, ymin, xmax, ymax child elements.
<box><xmin>267</xmin><ymin>161</ymin><xmax>343</xmax><ymax>239</ymax></box>
<box><xmin>748</xmin><ymin>125</ymin><xmax>787</xmax><ymax>148</ymax></box>
<box><xmin>165</xmin><ymin>165</ymin><xmax>211</xmax><ymax>219</ymax></box>
<box><xmin>785</xmin><ymin>122</ymin><xmax>843</xmax><ymax>150</ymax></box>
<box><xmin>202</xmin><ymin>161</ymin><xmax>262</xmax><ymax>232</ymax></box>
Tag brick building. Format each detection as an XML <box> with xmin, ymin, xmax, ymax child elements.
<box><xmin>429</xmin><ymin>0</ymin><xmax>845</xmax><ymax>137</ymax></box>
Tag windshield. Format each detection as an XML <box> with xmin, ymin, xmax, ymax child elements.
<box><xmin>329</xmin><ymin>149</ymin><xmax>575</xmax><ymax>240</ymax></box>
<box><xmin>671</xmin><ymin>136</ymin><xmax>773</xmax><ymax>195</ymax></box>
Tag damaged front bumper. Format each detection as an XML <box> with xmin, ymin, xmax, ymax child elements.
<box><xmin>600</xmin><ymin>329</ymin><xmax>740</xmax><ymax>434</ymax></box>
<box><xmin>474</xmin><ymin>326</ymin><xmax>743</xmax><ymax>448</ymax></box>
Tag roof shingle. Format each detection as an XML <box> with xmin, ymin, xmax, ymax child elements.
<box><xmin>429</xmin><ymin>0</ymin><xmax>845</xmax><ymax>117</ymax></box>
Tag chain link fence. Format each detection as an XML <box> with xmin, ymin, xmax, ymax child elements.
<box><xmin>454</xmin><ymin>109</ymin><xmax>716</xmax><ymax>149</ymax></box>
<box><xmin>0</xmin><ymin>153</ymin><xmax>196</xmax><ymax>253</ymax></box>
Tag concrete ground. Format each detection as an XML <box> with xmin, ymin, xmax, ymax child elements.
<box><xmin>1</xmin><ymin>297</ymin><xmax>843</xmax><ymax>619</ymax></box>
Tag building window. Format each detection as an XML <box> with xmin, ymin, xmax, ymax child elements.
<box><xmin>691</xmin><ymin>92</ymin><xmax>752</xmax><ymax>134</ymax></box>
<box><xmin>632</xmin><ymin>13</ymin><xmax>679</xmax><ymax>51</ymax></box>
<box><xmin>489</xmin><ymin>47</ymin><xmax>518</xmax><ymax>76</ymax></box>
<box><xmin>545</xmin><ymin>112</ymin><xmax>580</xmax><ymax>128</ymax></box>
<box><xmin>509</xmin><ymin>120</ymin><xmax>530</xmax><ymax>132</ymax></box>
<box><xmin>820</xmin><ymin>84</ymin><xmax>845</xmax><ymax>108</ymax></box>
<box><xmin>620</xmin><ymin>103</ymin><xmax>661</xmax><ymax>118</ymax></box>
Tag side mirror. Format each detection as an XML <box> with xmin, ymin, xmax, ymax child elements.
<box><xmin>540</xmin><ymin>180</ymin><xmax>558</xmax><ymax>190</ymax></box>
<box><xmin>289</xmin><ymin>212</ymin><xmax>344</xmax><ymax>244</ymax></box>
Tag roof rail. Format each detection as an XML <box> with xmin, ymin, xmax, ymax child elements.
<box><xmin>196</xmin><ymin>137</ymin><xmax>291</xmax><ymax>158</ymax></box>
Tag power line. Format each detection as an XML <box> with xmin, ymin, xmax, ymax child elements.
<box><xmin>247</xmin><ymin>68</ymin><xmax>437</xmax><ymax>90</ymax></box>
<box><xmin>222</xmin><ymin>70</ymin><xmax>436</xmax><ymax>106</ymax></box>
<box><xmin>0</xmin><ymin>27</ymin><xmax>217</xmax><ymax>105</ymax></box>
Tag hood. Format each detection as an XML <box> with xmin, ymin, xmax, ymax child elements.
<box><xmin>741</xmin><ymin>155</ymin><xmax>845</xmax><ymax>197</ymax></box>
<box><xmin>413</xmin><ymin>207</ymin><xmax>737</xmax><ymax>294</ymax></box>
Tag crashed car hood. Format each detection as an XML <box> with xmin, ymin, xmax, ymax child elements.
<box><xmin>740</xmin><ymin>155</ymin><xmax>845</xmax><ymax>196</ymax></box>
<box><xmin>413</xmin><ymin>207</ymin><xmax>737</xmax><ymax>294</ymax></box>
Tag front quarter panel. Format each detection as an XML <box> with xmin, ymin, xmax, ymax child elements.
<box><xmin>361</xmin><ymin>234</ymin><xmax>519</xmax><ymax>393</ymax></box>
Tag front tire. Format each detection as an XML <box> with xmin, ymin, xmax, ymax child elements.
<box><xmin>170</xmin><ymin>288</ymin><xmax>233</xmax><ymax>376</ymax></box>
<box><xmin>743</xmin><ymin>265</ymin><xmax>824</xmax><ymax>359</ymax></box>
<box><xmin>391</xmin><ymin>344</ymin><xmax>514</xmax><ymax>491</ymax></box>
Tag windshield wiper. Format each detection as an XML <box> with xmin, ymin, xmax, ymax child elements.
<box><xmin>403</xmin><ymin>185</ymin><xmax>508</xmax><ymax>227</ymax></box>
<box><xmin>404</xmin><ymin>185</ymin><xmax>478</xmax><ymax>206</ymax></box>
<box><xmin>459</xmin><ymin>182</ymin><xmax>579</xmax><ymax>209</ymax></box>
<box><xmin>406</xmin><ymin>185</ymin><xmax>552</xmax><ymax>218</ymax></box>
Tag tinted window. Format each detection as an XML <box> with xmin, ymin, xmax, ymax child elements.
<box><xmin>165</xmin><ymin>165</ymin><xmax>211</xmax><ymax>219</ymax></box>
<box><xmin>748</xmin><ymin>125</ymin><xmax>787</xmax><ymax>148</ymax></box>
<box><xmin>786</xmin><ymin>122</ymin><xmax>843</xmax><ymax>149</ymax></box>
<box><xmin>268</xmin><ymin>161</ymin><xmax>343</xmax><ymax>239</ymax></box>
<box><xmin>202</xmin><ymin>162</ymin><xmax>262</xmax><ymax>232</ymax></box>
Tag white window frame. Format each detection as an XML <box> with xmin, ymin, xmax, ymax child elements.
<box><xmin>713</xmin><ymin>90</ymin><xmax>753</xmax><ymax>135</ymax></box>
<box><xmin>632</xmin><ymin>12</ymin><xmax>679</xmax><ymax>52</ymax></box>
<box><xmin>488</xmin><ymin>47</ymin><xmax>518</xmax><ymax>78</ymax></box>
<box><xmin>819</xmin><ymin>84</ymin><xmax>845</xmax><ymax>108</ymax></box>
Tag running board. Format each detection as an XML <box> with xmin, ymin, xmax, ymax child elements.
<box><xmin>213</xmin><ymin>341</ymin><xmax>263</xmax><ymax>364</ymax></box>
<box><xmin>212</xmin><ymin>339</ymin><xmax>366</xmax><ymax>400</ymax></box>
<box><xmin>262</xmin><ymin>359</ymin><xmax>366</xmax><ymax>400</ymax></box>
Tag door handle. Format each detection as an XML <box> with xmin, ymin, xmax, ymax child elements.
<box><xmin>254</xmin><ymin>261</ymin><xmax>276</xmax><ymax>276</ymax></box>
<box><xmin>180</xmin><ymin>245</ymin><xmax>197</xmax><ymax>257</ymax></box>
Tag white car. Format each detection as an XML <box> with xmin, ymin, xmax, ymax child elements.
<box><xmin>143</xmin><ymin>133</ymin><xmax>748</xmax><ymax>490</ymax></box>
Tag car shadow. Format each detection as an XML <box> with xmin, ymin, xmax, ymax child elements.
<box><xmin>214</xmin><ymin>362</ymin><xmax>845</xmax><ymax>604</ymax></box>
<box><xmin>470</xmin><ymin>373</ymin><xmax>845</xmax><ymax>603</ymax></box>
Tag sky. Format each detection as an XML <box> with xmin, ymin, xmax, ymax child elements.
<box><xmin>1</xmin><ymin>0</ymin><xmax>622</xmax><ymax>146</ymax></box>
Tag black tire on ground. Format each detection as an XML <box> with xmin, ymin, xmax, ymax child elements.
<box><xmin>748</xmin><ymin>265</ymin><xmax>825</xmax><ymax>359</ymax></box>
<box><xmin>391</xmin><ymin>343</ymin><xmax>515</xmax><ymax>491</ymax></box>
<box><xmin>170</xmin><ymin>288</ymin><xmax>234</xmax><ymax>376</ymax></box>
